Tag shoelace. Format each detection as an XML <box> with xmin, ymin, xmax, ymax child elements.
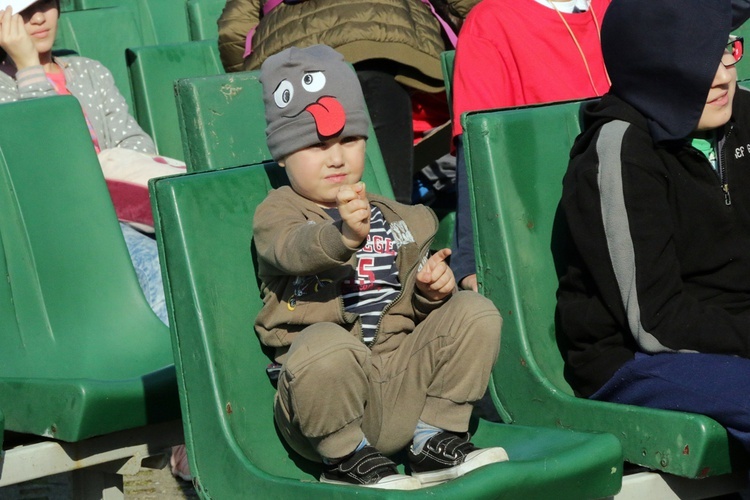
<box><xmin>334</xmin><ymin>447</ymin><xmax>397</xmax><ymax>478</ymax></box>
<box><xmin>428</xmin><ymin>433</ymin><xmax>477</xmax><ymax>459</ymax></box>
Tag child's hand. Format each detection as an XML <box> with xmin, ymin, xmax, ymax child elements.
<box><xmin>460</xmin><ymin>273</ymin><xmax>478</xmax><ymax>292</ymax></box>
<box><xmin>0</xmin><ymin>7</ymin><xmax>40</xmax><ymax>70</ymax></box>
<box><xmin>337</xmin><ymin>181</ymin><xmax>370</xmax><ymax>248</ymax></box>
<box><xmin>416</xmin><ymin>248</ymin><xmax>456</xmax><ymax>301</ymax></box>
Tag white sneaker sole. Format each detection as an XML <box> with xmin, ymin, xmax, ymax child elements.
<box><xmin>412</xmin><ymin>446</ymin><xmax>509</xmax><ymax>486</ymax></box>
<box><xmin>320</xmin><ymin>474</ymin><xmax>423</xmax><ymax>490</ymax></box>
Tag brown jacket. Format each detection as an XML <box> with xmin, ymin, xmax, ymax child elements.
<box><xmin>253</xmin><ymin>186</ymin><xmax>443</xmax><ymax>361</ymax></box>
<box><xmin>218</xmin><ymin>0</ymin><xmax>479</xmax><ymax>92</ymax></box>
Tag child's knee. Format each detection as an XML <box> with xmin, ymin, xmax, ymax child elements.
<box><xmin>451</xmin><ymin>291</ymin><xmax>502</xmax><ymax>328</ymax></box>
<box><xmin>446</xmin><ymin>291</ymin><xmax>502</xmax><ymax>353</ymax></box>
<box><xmin>285</xmin><ymin>323</ymin><xmax>370</xmax><ymax>379</ymax></box>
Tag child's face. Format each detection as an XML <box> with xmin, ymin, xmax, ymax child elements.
<box><xmin>280</xmin><ymin>136</ymin><xmax>366</xmax><ymax>208</ymax></box>
<box><xmin>695</xmin><ymin>55</ymin><xmax>737</xmax><ymax>132</ymax></box>
<box><xmin>21</xmin><ymin>0</ymin><xmax>58</xmax><ymax>56</ymax></box>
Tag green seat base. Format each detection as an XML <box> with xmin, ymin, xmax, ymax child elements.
<box><xmin>0</xmin><ymin>367</ymin><xmax>178</xmax><ymax>442</ymax></box>
<box><xmin>189</xmin><ymin>418</ymin><xmax>623</xmax><ymax>499</ymax></box>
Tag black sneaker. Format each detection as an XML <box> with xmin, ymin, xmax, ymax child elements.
<box><xmin>408</xmin><ymin>431</ymin><xmax>509</xmax><ymax>486</ymax></box>
<box><xmin>320</xmin><ymin>445</ymin><xmax>422</xmax><ymax>490</ymax></box>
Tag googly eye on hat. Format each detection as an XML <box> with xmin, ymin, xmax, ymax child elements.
<box><xmin>0</xmin><ymin>0</ymin><xmax>39</xmax><ymax>13</ymax></box>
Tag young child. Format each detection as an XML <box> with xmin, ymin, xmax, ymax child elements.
<box><xmin>254</xmin><ymin>44</ymin><xmax>507</xmax><ymax>489</ymax></box>
<box><xmin>557</xmin><ymin>0</ymin><xmax>750</xmax><ymax>452</ymax></box>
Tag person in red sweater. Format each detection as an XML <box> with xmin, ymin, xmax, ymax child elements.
<box><xmin>450</xmin><ymin>0</ymin><xmax>611</xmax><ymax>291</ymax></box>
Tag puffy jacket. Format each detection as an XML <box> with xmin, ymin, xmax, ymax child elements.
<box><xmin>218</xmin><ymin>0</ymin><xmax>478</xmax><ymax>92</ymax></box>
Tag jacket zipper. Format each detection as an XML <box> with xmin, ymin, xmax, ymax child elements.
<box><xmin>718</xmin><ymin>125</ymin><xmax>733</xmax><ymax>206</ymax></box>
<box><xmin>364</xmin><ymin>200</ymin><xmax>437</xmax><ymax>348</ymax></box>
<box><xmin>368</xmin><ymin>234</ymin><xmax>433</xmax><ymax>348</ymax></box>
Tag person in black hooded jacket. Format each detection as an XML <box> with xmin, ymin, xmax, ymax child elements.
<box><xmin>557</xmin><ymin>0</ymin><xmax>750</xmax><ymax>452</ymax></box>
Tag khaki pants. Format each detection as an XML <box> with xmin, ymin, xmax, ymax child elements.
<box><xmin>274</xmin><ymin>291</ymin><xmax>502</xmax><ymax>461</ymax></box>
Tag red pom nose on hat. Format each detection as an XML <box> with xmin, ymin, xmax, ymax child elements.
<box><xmin>305</xmin><ymin>96</ymin><xmax>346</xmax><ymax>139</ymax></box>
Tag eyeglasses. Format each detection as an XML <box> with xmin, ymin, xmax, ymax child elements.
<box><xmin>722</xmin><ymin>36</ymin><xmax>744</xmax><ymax>68</ymax></box>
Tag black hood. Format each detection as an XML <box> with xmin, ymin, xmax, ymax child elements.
<box><xmin>602</xmin><ymin>0</ymin><xmax>732</xmax><ymax>143</ymax></box>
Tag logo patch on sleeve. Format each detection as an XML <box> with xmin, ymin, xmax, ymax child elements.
<box><xmin>389</xmin><ymin>221</ymin><xmax>415</xmax><ymax>247</ymax></box>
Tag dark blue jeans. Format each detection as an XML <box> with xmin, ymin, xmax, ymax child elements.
<box><xmin>591</xmin><ymin>352</ymin><xmax>750</xmax><ymax>452</ymax></box>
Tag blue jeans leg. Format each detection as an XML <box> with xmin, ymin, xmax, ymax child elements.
<box><xmin>591</xmin><ymin>352</ymin><xmax>750</xmax><ymax>452</ymax></box>
<box><xmin>120</xmin><ymin>223</ymin><xmax>168</xmax><ymax>325</ymax></box>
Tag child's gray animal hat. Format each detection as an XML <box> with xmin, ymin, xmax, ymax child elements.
<box><xmin>260</xmin><ymin>44</ymin><xmax>370</xmax><ymax>161</ymax></box>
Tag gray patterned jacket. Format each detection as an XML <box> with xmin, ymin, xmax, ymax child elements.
<box><xmin>0</xmin><ymin>55</ymin><xmax>155</xmax><ymax>154</ymax></box>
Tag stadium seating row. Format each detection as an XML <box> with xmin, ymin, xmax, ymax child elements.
<box><xmin>145</xmin><ymin>70</ymin><xmax>750</xmax><ymax>498</ymax></box>
<box><xmin>2</xmin><ymin>1</ymin><xmax>750</xmax><ymax>495</ymax></box>
<box><xmin>58</xmin><ymin>0</ymin><xmax>222</xmax><ymax>44</ymax></box>
<box><xmin>52</xmin><ymin>0</ymin><xmax>224</xmax><ymax>135</ymax></box>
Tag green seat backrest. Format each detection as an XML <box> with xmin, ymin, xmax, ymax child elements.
<box><xmin>0</xmin><ymin>96</ymin><xmax>178</xmax><ymax>442</ymax></box>
<box><xmin>151</xmin><ymin>162</ymin><xmax>623</xmax><ymax>498</ymax></box>
<box><xmin>70</xmin><ymin>0</ymin><xmax>190</xmax><ymax>45</ymax></box>
<box><xmin>187</xmin><ymin>0</ymin><xmax>224</xmax><ymax>41</ymax></box>
<box><xmin>463</xmin><ymin>100</ymin><xmax>745</xmax><ymax>478</ymax></box>
<box><xmin>440</xmin><ymin>50</ymin><xmax>455</xmax><ymax>118</ymax></box>
<box><xmin>732</xmin><ymin>24</ymin><xmax>750</xmax><ymax>81</ymax></box>
<box><xmin>127</xmin><ymin>41</ymin><xmax>224</xmax><ymax>160</ymax></box>
<box><xmin>58</xmin><ymin>0</ymin><xmax>74</xmax><ymax>12</ymax></box>
<box><xmin>423</xmin><ymin>49</ymin><xmax>457</xmax><ymax>252</ymax></box>
<box><xmin>174</xmin><ymin>72</ymin><xmax>394</xmax><ymax>198</ymax></box>
<box><xmin>54</xmin><ymin>6</ymin><xmax>141</xmax><ymax>110</ymax></box>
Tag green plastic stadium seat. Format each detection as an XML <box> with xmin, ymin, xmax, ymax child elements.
<box><xmin>0</xmin><ymin>96</ymin><xmax>179</xmax><ymax>442</ymax></box>
<box><xmin>174</xmin><ymin>72</ymin><xmax>394</xmax><ymax>200</ymax></box>
<box><xmin>463</xmin><ymin>100</ymin><xmax>749</xmax><ymax>478</ymax></box>
<box><xmin>54</xmin><ymin>6</ymin><xmax>142</xmax><ymax>110</ymax></box>
<box><xmin>150</xmin><ymin>161</ymin><xmax>623</xmax><ymax>499</ymax></box>
<box><xmin>70</xmin><ymin>0</ymin><xmax>190</xmax><ymax>45</ymax></box>
<box><xmin>440</xmin><ymin>50</ymin><xmax>455</xmax><ymax>119</ymax></box>
<box><xmin>420</xmin><ymin>49</ymin><xmax>457</xmax><ymax>253</ymax></box>
<box><xmin>127</xmin><ymin>40</ymin><xmax>224</xmax><ymax>160</ymax></box>
<box><xmin>187</xmin><ymin>0</ymin><xmax>225</xmax><ymax>41</ymax></box>
<box><xmin>58</xmin><ymin>0</ymin><xmax>74</xmax><ymax>12</ymax></box>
